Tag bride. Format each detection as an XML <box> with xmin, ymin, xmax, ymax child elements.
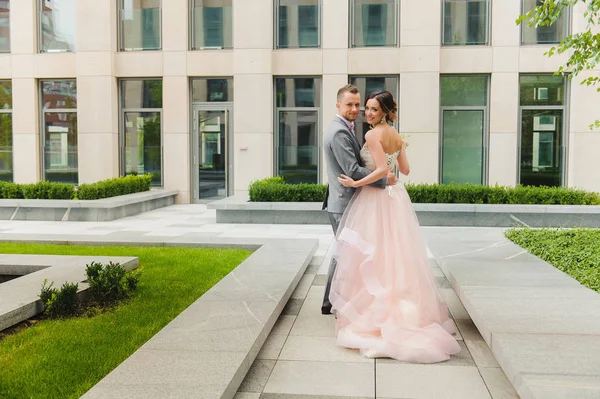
<box><xmin>331</xmin><ymin>90</ymin><xmax>461</xmax><ymax>363</ymax></box>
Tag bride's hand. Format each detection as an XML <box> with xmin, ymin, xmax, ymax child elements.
<box><xmin>338</xmin><ymin>174</ymin><xmax>356</xmax><ymax>188</ymax></box>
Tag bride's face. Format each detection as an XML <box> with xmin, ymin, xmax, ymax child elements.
<box><xmin>365</xmin><ymin>98</ymin><xmax>385</xmax><ymax>125</ymax></box>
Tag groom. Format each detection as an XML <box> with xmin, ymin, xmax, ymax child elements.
<box><xmin>321</xmin><ymin>84</ymin><xmax>397</xmax><ymax>315</ymax></box>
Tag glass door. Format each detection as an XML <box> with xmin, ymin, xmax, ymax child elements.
<box><xmin>192</xmin><ymin>106</ymin><xmax>231</xmax><ymax>201</ymax></box>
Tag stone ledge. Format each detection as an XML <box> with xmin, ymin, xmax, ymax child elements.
<box><xmin>0</xmin><ymin>189</ymin><xmax>178</xmax><ymax>221</ymax></box>
<box><xmin>208</xmin><ymin>196</ymin><xmax>600</xmax><ymax>227</ymax></box>
<box><xmin>82</xmin><ymin>238</ymin><xmax>318</xmax><ymax>399</ymax></box>
<box><xmin>426</xmin><ymin>228</ymin><xmax>600</xmax><ymax>399</ymax></box>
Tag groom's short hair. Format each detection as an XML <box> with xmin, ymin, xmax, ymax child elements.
<box><xmin>337</xmin><ymin>84</ymin><xmax>360</xmax><ymax>102</ymax></box>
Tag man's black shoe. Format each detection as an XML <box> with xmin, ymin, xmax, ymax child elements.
<box><xmin>321</xmin><ymin>306</ymin><xmax>332</xmax><ymax>315</ymax></box>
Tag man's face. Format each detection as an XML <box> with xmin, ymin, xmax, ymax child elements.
<box><xmin>336</xmin><ymin>92</ymin><xmax>361</xmax><ymax>122</ymax></box>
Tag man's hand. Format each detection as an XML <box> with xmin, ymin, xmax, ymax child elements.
<box><xmin>386</xmin><ymin>170</ymin><xmax>398</xmax><ymax>186</ymax></box>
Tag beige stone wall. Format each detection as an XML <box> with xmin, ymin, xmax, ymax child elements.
<box><xmin>1</xmin><ymin>0</ymin><xmax>599</xmax><ymax>202</ymax></box>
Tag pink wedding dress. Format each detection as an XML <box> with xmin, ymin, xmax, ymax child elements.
<box><xmin>329</xmin><ymin>146</ymin><xmax>461</xmax><ymax>363</ymax></box>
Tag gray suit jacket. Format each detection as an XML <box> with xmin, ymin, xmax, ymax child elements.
<box><xmin>322</xmin><ymin>117</ymin><xmax>386</xmax><ymax>214</ymax></box>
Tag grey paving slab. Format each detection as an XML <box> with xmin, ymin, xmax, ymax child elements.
<box><xmin>142</xmin><ymin>300</ymin><xmax>276</xmax><ymax>353</ymax></box>
<box><xmin>455</xmin><ymin>319</ymin><xmax>485</xmax><ymax>341</ymax></box>
<box><xmin>279</xmin><ymin>335</ymin><xmax>370</xmax><ymax>363</ymax></box>
<box><xmin>281</xmin><ymin>299</ymin><xmax>303</xmax><ymax>316</ymax></box>
<box><xmin>466</xmin><ymin>340</ymin><xmax>500</xmax><ymax>368</ymax></box>
<box><xmin>83</xmin><ymin>384</ymin><xmax>231</xmax><ymax>399</ymax></box>
<box><xmin>376</xmin><ymin>363</ymin><xmax>491</xmax><ymax>399</ymax></box>
<box><xmin>81</xmin><ymin>350</ymin><xmax>248</xmax><ymax>399</ymax></box>
<box><xmin>271</xmin><ymin>315</ymin><xmax>296</xmax><ymax>335</ymax></box>
<box><xmin>239</xmin><ymin>359</ymin><xmax>276</xmax><ymax>393</ymax></box>
<box><xmin>312</xmin><ymin>274</ymin><xmax>328</xmax><ymax>286</ymax></box>
<box><xmin>519</xmin><ymin>374</ymin><xmax>600</xmax><ymax>399</ymax></box>
<box><xmin>261</xmin><ymin>395</ymin><xmax>372</xmax><ymax>399</ymax></box>
<box><xmin>234</xmin><ymin>393</ymin><xmax>261</xmax><ymax>399</ymax></box>
<box><xmin>479</xmin><ymin>368</ymin><xmax>521</xmax><ymax>399</ymax></box>
<box><xmin>257</xmin><ymin>334</ymin><xmax>288</xmax><ymax>360</ymax></box>
<box><xmin>263</xmin><ymin>360</ymin><xmax>374</xmax><ymax>397</ymax></box>
<box><xmin>492</xmin><ymin>333</ymin><xmax>600</xmax><ymax>383</ymax></box>
<box><xmin>291</xmin><ymin>274</ymin><xmax>315</xmax><ymax>300</ymax></box>
<box><xmin>461</xmin><ymin>286</ymin><xmax>600</xmax><ymax>344</ymax></box>
<box><xmin>443</xmin><ymin>256</ymin><xmax>582</xmax><ymax>292</ymax></box>
<box><xmin>289</xmin><ymin>286</ymin><xmax>334</xmax><ymax>338</ymax></box>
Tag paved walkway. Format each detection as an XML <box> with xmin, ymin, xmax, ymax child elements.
<box><xmin>0</xmin><ymin>205</ymin><xmax>519</xmax><ymax>398</ymax></box>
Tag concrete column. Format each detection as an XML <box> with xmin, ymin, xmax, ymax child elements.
<box><xmin>162</xmin><ymin>0</ymin><xmax>190</xmax><ymax>203</ymax></box>
<box><xmin>75</xmin><ymin>0</ymin><xmax>119</xmax><ymax>184</ymax></box>
<box><xmin>11</xmin><ymin>1</ymin><xmax>38</xmax><ymax>183</ymax></box>
<box><xmin>232</xmin><ymin>0</ymin><xmax>273</xmax><ymax>193</ymax></box>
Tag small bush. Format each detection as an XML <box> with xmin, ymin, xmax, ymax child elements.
<box><xmin>39</xmin><ymin>279</ymin><xmax>80</xmax><ymax>318</ymax></box>
<box><xmin>39</xmin><ymin>262</ymin><xmax>141</xmax><ymax>319</ymax></box>
<box><xmin>0</xmin><ymin>182</ymin><xmax>24</xmax><ymax>199</ymax></box>
<box><xmin>249</xmin><ymin>176</ymin><xmax>326</xmax><ymax>202</ymax></box>
<box><xmin>247</xmin><ymin>177</ymin><xmax>600</xmax><ymax>205</ymax></box>
<box><xmin>77</xmin><ymin>174</ymin><xmax>152</xmax><ymax>200</ymax></box>
<box><xmin>22</xmin><ymin>181</ymin><xmax>75</xmax><ymax>200</ymax></box>
<box><xmin>86</xmin><ymin>261</ymin><xmax>141</xmax><ymax>304</ymax></box>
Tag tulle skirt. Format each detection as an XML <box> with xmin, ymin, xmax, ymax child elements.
<box><xmin>329</xmin><ymin>184</ymin><xmax>461</xmax><ymax>363</ymax></box>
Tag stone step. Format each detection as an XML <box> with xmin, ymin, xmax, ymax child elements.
<box><xmin>426</xmin><ymin>228</ymin><xmax>600</xmax><ymax>399</ymax></box>
<box><xmin>82</xmin><ymin>238</ymin><xmax>318</xmax><ymax>399</ymax></box>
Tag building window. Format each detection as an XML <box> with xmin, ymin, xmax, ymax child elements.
<box><xmin>349</xmin><ymin>75</ymin><xmax>399</xmax><ymax>145</ymax></box>
<box><xmin>120</xmin><ymin>79</ymin><xmax>163</xmax><ymax>186</ymax></box>
<box><xmin>119</xmin><ymin>0</ymin><xmax>161</xmax><ymax>51</ymax></box>
<box><xmin>519</xmin><ymin>75</ymin><xmax>567</xmax><ymax>187</ymax></box>
<box><xmin>521</xmin><ymin>0</ymin><xmax>570</xmax><ymax>45</ymax></box>
<box><xmin>39</xmin><ymin>0</ymin><xmax>76</xmax><ymax>52</ymax></box>
<box><xmin>350</xmin><ymin>0</ymin><xmax>398</xmax><ymax>47</ymax></box>
<box><xmin>0</xmin><ymin>1</ymin><xmax>10</xmax><ymax>53</ymax></box>
<box><xmin>276</xmin><ymin>0</ymin><xmax>320</xmax><ymax>49</ymax></box>
<box><xmin>442</xmin><ymin>0</ymin><xmax>489</xmax><ymax>46</ymax></box>
<box><xmin>275</xmin><ymin>77</ymin><xmax>321</xmax><ymax>184</ymax></box>
<box><xmin>0</xmin><ymin>80</ymin><xmax>12</xmax><ymax>181</ymax></box>
<box><xmin>440</xmin><ymin>75</ymin><xmax>489</xmax><ymax>185</ymax></box>
<box><xmin>40</xmin><ymin>80</ymin><xmax>78</xmax><ymax>184</ymax></box>
<box><xmin>190</xmin><ymin>0</ymin><xmax>232</xmax><ymax>50</ymax></box>
<box><xmin>192</xmin><ymin>78</ymin><xmax>233</xmax><ymax>103</ymax></box>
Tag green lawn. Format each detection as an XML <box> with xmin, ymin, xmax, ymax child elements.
<box><xmin>505</xmin><ymin>228</ymin><xmax>600</xmax><ymax>293</ymax></box>
<box><xmin>0</xmin><ymin>243</ymin><xmax>251</xmax><ymax>399</ymax></box>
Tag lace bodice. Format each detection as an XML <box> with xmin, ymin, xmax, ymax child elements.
<box><xmin>360</xmin><ymin>146</ymin><xmax>399</xmax><ymax>171</ymax></box>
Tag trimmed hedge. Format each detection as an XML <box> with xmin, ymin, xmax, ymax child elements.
<box><xmin>77</xmin><ymin>174</ymin><xmax>153</xmax><ymax>200</ymax></box>
<box><xmin>248</xmin><ymin>177</ymin><xmax>600</xmax><ymax>205</ymax></box>
<box><xmin>0</xmin><ymin>181</ymin><xmax>75</xmax><ymax>200</ymax></box>
<box><xmin>505</xmin><ymin>228</ymin><xmax>600</xmax><ymax>292</ymax></box>
<box><xmin>0</xmin><ymin>174</ymin><xmax>152</xmax><ymax>200</ymax></box>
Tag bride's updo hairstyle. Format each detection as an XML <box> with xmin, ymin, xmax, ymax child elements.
<box><xmin>365</xmin><ymin>90</ymin><xmax>398</xmax><ymax>123</ymax></box>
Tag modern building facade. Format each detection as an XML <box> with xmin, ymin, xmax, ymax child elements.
<box><xmin>0</xmin><ymin>0</ymin><xmax>598</xmax><ymax>204</ymax></box>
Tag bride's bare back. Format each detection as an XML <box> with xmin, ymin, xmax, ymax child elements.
<box><xmin>364</xmin><ymin>124</ymin><xmax>410</xmax><ymax>176</ymax></box>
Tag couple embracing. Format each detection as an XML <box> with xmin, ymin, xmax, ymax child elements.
<box><xmin>321</xmin><ymin>85</ymin><xmax>461</xmax><ymax>363</ymax></box>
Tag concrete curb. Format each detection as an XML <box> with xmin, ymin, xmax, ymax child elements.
<box><xmin>0</xmin><ymin>189</ymin><xmax>178</xmax><ymax>221</ymax></box>
<box><xmin>208</xmin><ymin>196</ymin><xmax>600</xmax><ymax>227</ymax></box>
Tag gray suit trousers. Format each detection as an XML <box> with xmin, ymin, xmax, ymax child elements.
<box><xmin>322</xmin><ymin>212</ymin><xmax>343</xmax><ymax>312</ymax></box>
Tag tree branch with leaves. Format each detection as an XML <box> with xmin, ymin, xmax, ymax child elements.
<box><xmin>517</xmin><ymin>0</ymin><xmax>600</xmax><ymax>128</ymax></box>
